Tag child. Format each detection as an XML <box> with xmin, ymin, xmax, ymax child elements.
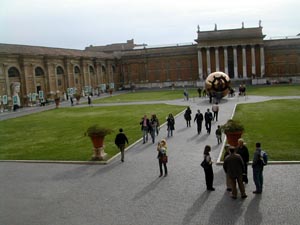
<box><xmin>215</xmin><ymin>125</ymin><xmax>222</xmax><ymax>144</ymax></box>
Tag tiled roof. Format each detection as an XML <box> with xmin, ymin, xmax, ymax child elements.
<box><xmin>0</xmin><ymin>43</ymin><xmax>114</xmax><ymax>59</ymax></box>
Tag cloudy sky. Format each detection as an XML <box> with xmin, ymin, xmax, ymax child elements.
<box><xmin>1</xmin><ymin>0</ymin><xmax>299</xmax><ymax>50</ymax></box>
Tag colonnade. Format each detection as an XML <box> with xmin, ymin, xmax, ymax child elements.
<box><xmin>197</xmin><ymin>45</ymin><xmax>265</xmax><ymax>79</ymax></box>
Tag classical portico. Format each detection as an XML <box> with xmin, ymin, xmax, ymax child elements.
<box><xmin>196</xmin><ymin>25</ymin><xmax>266</xmax><ymax>80</ymax></box>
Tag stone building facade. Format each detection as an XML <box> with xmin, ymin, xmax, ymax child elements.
<box><xmin>0</xmin><ymin>25</ymin><xmax>299</xmax><ymax>107</ymax></box>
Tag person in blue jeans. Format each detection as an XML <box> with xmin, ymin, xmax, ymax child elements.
<box><xmin>140</xmin><ymin>115</ymin><xmax>150</xmax><ymax>144</ymax></box>
<box><xmin>252</xmin><ymin>142</ymin><xmax>264</xmax><ymax>194</ymax></box>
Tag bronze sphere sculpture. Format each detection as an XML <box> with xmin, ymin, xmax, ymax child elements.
<box><xmin>205</xmin><ymin>72</ymin><xmax>231</xmax><ymax>99</ymax></box>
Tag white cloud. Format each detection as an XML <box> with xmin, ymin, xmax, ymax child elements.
<box><xmin>0</xmin><ymin>0</ymin><xmax>299</xmax><ymax>49</ymax></box>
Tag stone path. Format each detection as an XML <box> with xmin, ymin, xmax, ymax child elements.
<box><xmin>1</xmin><ymin>93</ymin><xmax>300</xmax><ymax>225</ymax></box>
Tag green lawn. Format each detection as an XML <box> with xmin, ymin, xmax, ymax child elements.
<box><xmin>0</xmin><ymin>104</ymin><xmax>185</xmax><ymax>161</ymax></box>
<box><xmin>90</xmin><ymin>84</ymin><xmax>300</xmax><ymax>104</ymax></box>
<box><xmin>232</xmin><ymin>99</ymin><xmax>300</xmax><ymax>161</ymax></box>
<box><xmin>92</xmin><ymin>88</ymin><xmax>199</xmax><ymax>103</ymax></box>
<box><xmin>246</xmin><ymin>84</ymin><xmax>300</xmax><ymax>96</ymax></box>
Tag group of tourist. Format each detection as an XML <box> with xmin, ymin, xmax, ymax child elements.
<box><xmin>202</xmin><ymin>139</ymin><xmax>266</xmax><ymax>199</ymax></box>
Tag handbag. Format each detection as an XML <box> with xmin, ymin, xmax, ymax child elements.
<box><xmin>161</xmin><ymin>155</ymin><xmax>168</xmax><ymax>163</ymax></box>
<box><xmin>201</xmin><ymin>159</ymin><xmax>209</xmax><ymax>169</ymax></box>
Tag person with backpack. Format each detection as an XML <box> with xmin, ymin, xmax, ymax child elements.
<box><xmin>252</xmin><ymin>142</ymin><xmax>267</xmax><ymax>194</ymax></box>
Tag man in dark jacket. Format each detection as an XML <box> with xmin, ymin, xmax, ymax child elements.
<box><xmin>236</xmin><ymin>138</ymin><xmax>249</xmax><ymax>184</ymax></box>
<box><xmin>115</xmin><ymin>128</ymin><xmax>129</xmax><ymax>162</ymax></box>
<box><xmin>252</xmin><ymin>142</ymin><xmax>264</xmax><ymax>194</ymax></box>
<box><xmin>204</xmin><ymin>108</ymin><xmax>213</xmax><ymax>134</ymax></box>
<box><xmin>223</xmin><ymin>147</ymin><xmax>247</xmax><ymax>199</ymax></box>
<box><xmin>194</xmin><ymin>109</ymin><xmax>203</xmax><ymax>134</ymax></box>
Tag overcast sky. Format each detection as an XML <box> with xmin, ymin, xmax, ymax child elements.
<box><xmin>1</xmin><ymin>0</ymin><xmax>299</xmax><ymax>50</ymax></box>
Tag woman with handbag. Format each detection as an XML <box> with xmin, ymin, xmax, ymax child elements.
<box><xmin>157</xmin><ymin>139</ymin><xmax>168</xmax><ymax>177</ymax></box>
<box><xmin>202</xmin><ymin>145</ymin><xmax>215</xmax><ymax>191</ymax></box>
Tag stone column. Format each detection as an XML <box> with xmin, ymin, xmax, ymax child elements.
<box><xmin>206</xmin><ymin>48</ymin><xmax>211</xmax><ymax>75</ymax></box>
<box><xmin>3</xmin><ymin>64</ymin><xmax>10</xmax><ymax>96</ymax></box>
<box><xmin>251</xmin><ymin>46</ymin><xmax>256</xmax><ymax>75</ymax></box>
<box><xmin>242</xmin><ymin>46</ymin><xmax>247</xmax><ymax>78</ymax></box>
<box><xmin>197</xmin><ymin>49</ymin><xmax>203</xmax><ymax>80</ymax></box>
<box><xmin>215</xmin><ymin>47</ymin><xmax>219</xmax><ymax>71</ymax></box>
<box><xmin>233</xmin><ymin>46</ymin><xmax>238</xmax><ymax>78</ymax></box>
<box><xmin>224</xmin><ymin>47</ymin><xmax>228</xmax><ymax>74</ymax></box>
<box><xmin>260</xmin><ymin>46</ymin><xmax>265</xmax><ymax>77</ymax></box>
<box><xmin>32</xmin><ymin>64</ymin><xmax>36</xmax><ymax>93</ymax></box>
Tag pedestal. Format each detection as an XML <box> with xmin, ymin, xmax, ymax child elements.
<box><xmin>92</xmin><ymin>146</ymin><xmax>107</xmax><ymax>161</ymax></box>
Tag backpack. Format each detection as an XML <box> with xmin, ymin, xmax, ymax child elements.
<box><xmin>260</xmin><ymin>150</ymin><xmax>268</xmax><ymax>166</ymax></box>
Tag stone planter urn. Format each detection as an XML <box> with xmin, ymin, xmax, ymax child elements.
<box><xmin>85</xmin><ymin>125</ymin><xmax>112</xmax><ymax>161</ymax></box>
<box><xmin>221</xmin><ymin>119</ymin><xmax>244</xmax><ymax>147</ymax></box>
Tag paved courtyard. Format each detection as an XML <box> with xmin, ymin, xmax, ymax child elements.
<box><xmin>1</xmin><ymin>93</ymin><xmax>300</xmax><ymax>225</ymax></box>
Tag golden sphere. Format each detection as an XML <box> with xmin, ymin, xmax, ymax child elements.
<box><xmin>205</xmin><ymin>72</ymin><xmax>230</xmax><ymax>98</ymax></box>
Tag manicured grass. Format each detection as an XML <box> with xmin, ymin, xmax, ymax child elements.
<box><xmin>232</xmin><ymin>99</ymin><xmax>300</xmax><ymax>161</ymax></box>
<box><xmin>91</xmin><ymin>84</ymin><xmax>300</xmax><ymax>104</ymax></box>
<box><xmin>246</xmin><ymin>84</ymin><xmax>300</xmax><ymax>96</ymax></box>
<box><xmin>0</xmin><ymin>104</ymin><xmax>186</xmax><ymax>161</ymax></box>
<box><xmin>92</xmin><ymin>88</ymin><xmax>199</xmax><ymax>103</ymax></box>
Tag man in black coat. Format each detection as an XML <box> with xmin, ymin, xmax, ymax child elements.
<box><xmin>204</xmin><ymin>108</ymin><xmax>213</xmax><ymax>134</ymax></box>
<box><xmin>236</xmin><ymin>138</ymin><xmax>249</xmax><ymax>184</ymax></box>
<box><xmin>115</xmin><ymin>128</ymin><xmax>129</xmax><ymax>162</ymax></box>
<box><xmin>194</xmin><ymin>109</ymin><xmax>203</xmax><ymax>134</ymax></box>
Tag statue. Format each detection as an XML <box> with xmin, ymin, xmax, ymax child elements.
<box><xmin>214</xmin><ymin>23</ymin><xmax>217</xmax><ymax>31</ymax></box>
<box><xmin>242</xmin><ymin>22</ymin><xmax>244</xmax><ymax>28</ymax></box>
<box><xmin>259</xmin><ymin>20</ymin><xmax>262</xmax><ymax>27</ymax></box>
<box><xmin>205</xmin><ymin>72</ymin><xmax>231</xmax><ymax>103</ymax></box>
<box><xmin>197</xmin><ymin>25</ymin><xmax>200</xmax><ymax>32</ymax></box>
<box><xmin>10</xmin><ymin>82</ymin><xmax>21</xmax><ymax>111</ymax></box>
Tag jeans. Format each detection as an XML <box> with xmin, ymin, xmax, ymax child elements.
<box><xmin>167</xmin><ymin>128</ymin><xmax>173</xmax><ymax>137</ymax></box>
<box><xmin>253</xmin><ymin>167</ymin><xmax>263</xmax><ymax>192</ymax></box>
<box><xmin>159</xmin><ymin>159</ymin><xmax>168</xmax><ymax>175</ymax></box>
<box><xmin>142</xmin><ymin>127</ymin><xmax>148</xmax><ymax>143</ymax></box>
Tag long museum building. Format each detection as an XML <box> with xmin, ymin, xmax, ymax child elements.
<box><xmin>0</xmin><ymin>24</ymin><xmax>300</xmax><ymax>106</ymax></box>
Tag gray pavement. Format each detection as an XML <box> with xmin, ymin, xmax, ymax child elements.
<box><xmin>1</xmin><ymin>94</ymin><xmax>300</xmax><ymax>225</ymax></box>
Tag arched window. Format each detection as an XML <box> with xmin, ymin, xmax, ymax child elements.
<box><xmin>89</xmin><ymin>66</ymin><xmax>94</xmax><ymax>74</ymax></box>
<box><xmin>8</xmin><ymin>67</ymin><xmax>20</xmax><ymax>77</ymax></box>
<box><xmin>101</xmin><ymin>65</ymin><xmax>106</xmax><ymax>73</ymax></box>
<box><xmin>74</xmin><ymin>66</ymin><xmax>80</xmax><ymax>74</ymax></box>
<box><xmin>35</xmin><ymin>67</ymin><xmax>44</xmax><ymax>76</ymax></box>
<box><xmin>56</xmin><ymin>66</ymin><xmax>64</xmax><ymax>75</ymax></box>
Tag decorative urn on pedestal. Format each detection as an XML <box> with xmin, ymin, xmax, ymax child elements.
<box><xmin>85</xmin><ymin>125</ymin><xmax>112</xmax><ymax>161</ymax></box>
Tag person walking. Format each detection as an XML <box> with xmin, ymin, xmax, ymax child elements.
<box><xmin>223</xmin><ymin>144</ymin><xmax>232</xmax><ymax>192</ymax></box>
<box><xmin>215</xmin><ymin>125</ymin><xmax>222</xmax><ymax>144</ymax></box>
<box><xmin>202</xmin><ymin>145</ymin><xmax>215</xmax><ymax>191</ymax></box>
<box><xmin>114</xmin><ymin>128</ymin><xmax>129</xmax><ymax>162</ymax></box>
<box><xmin>194</xmin><ymin>109</ymin><xmax>203</xmax><ymax>134</ymax></box>
<box><xmin>151</xmin><ymin>114</ymin><xmax>160</xmax><ymax>136</ymax></box>
<box><xmin>184</xmin><ymin>106</ymin><xmax>192</xmax><ymax>127</ymax></box>
<box><xmin>204</xmin><ymin>108</ymin><xmax>213</xmax><ymax>134</ymax></box>
<box><xmin>88</xmin><ymin>94</ymin><xmax>92</xmax><ymax>106</ymax></box>
<box><xmin>70</xmin><ymin>96</ymin><xmax>74</xmax><ymax>106</ymax></box>
<box><xmin>236</xmin><ymin>138</ymin><xmax>249</xmax><ymax>184</ymax></box>
<box><xmin>149</xmin><ymin>118</ymin><xmax>156</xmax><ymax>144</ymax></box>
<box><xmin>140</xmin><ymin>115</ymin><xmax>150</xmax><ymax>144</ymax></box>
<box><xmin>167</xmin><ymin>113</ymin><xmax>175</xmax><ymax>137</ymax></box>
<box><xmin>223</xmin><ymin>147</ymin><xmax>247</xmax><ymax>199</ymax></box>
<box><xmin>212</xmin><ymin>102</ymin><xmax>219</xmax><ymax>121</ymax></box>
<box><xmin>157</xmin><ymin>139</ymin><xmax>168</xmax><ymax>177</ymax></box>
<box><xmin>252</xmin><ymin>142</ymin><xmax>264</xmax><ymax>194</ymax></box>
